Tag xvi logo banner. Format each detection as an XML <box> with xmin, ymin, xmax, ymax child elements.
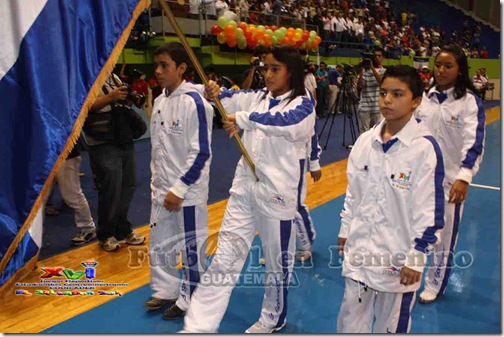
<box><xmin>40</xmin><ymin>261</ymin><xmax>98</xmax><ymax>280</ymax></box>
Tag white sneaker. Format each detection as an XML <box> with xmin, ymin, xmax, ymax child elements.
<box><xmin>245</xmin><ymin>320</ymin><xmax>286</xmax><ymax>333</ymax></box>
<box><xmin>296</xmin><ymin>249</ymin><xmax>312</xmax><ymax>262</ymax></box>
<box><xmin>418</xmin><ymin>289</ymin><xmax>438</xmax><ymax>303</ymax></box>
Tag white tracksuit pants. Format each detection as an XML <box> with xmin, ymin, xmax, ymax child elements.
<box><xmin>184</xmin><ymin>190</ymin><xmax>296</xmax><ymax>332</ymax></box>
<box><xmin>423</xmin><ymin>197</ymin><xmax>464</xmax><ymax>297</ymax></box>
<box><xmin>149</xmin><ymin>203</ymin><xmax>208</xmax><ymax>311</ymax></box>
<box><xmin>337</xmin><ymin>278</ymin><xmax>416</xmax><ymax>333</ymax></box>
<box><xmin>294</xmin><ymin>159</ymin><xmax>316</xmax><ymax>252</ymax></box>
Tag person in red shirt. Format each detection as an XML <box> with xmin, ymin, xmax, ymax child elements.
<box><xmin>150</xmin><ymin>77</ymin><xmax>162</xmax><ymax>102</ymax></box>
<box><xmin>419</xmin><ymin>65</ymin><xmax>432</xmax><ymax>90</ymax></box>
<box><xmin>480</xmin><ymin>46</ymin><xmax>488</xmax><ymax>59</ymax></box>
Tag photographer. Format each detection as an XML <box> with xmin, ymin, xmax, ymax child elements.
<box><xmin>241</xmin><ymin>45</ymin><xmax>270</xmax><ymax>90</ymax></box>
<box><xmin>304</xmin><ymin>61</ymin><xmax>318</xmax><ymax>104</ymax></box>
<box><xmin>84</xmin><ymin>73</ymin><xmax>146</xmax><ymax>252</ymax></box>
<box><xmin>327</xmin><ymin>64</ymin><xmax>343</xmax><ymax>114</ymax></box>
<box><xmin>357</xmin><ymin>47</ymin><xmax>386</xmax><ymax>133</ymax></box>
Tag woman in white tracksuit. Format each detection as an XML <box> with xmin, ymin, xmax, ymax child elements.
<box><xmin>337</xmin><ymin>66</ymin><xmax>445</xmax><ymax>333</ymax></box>
<box><xmin>146</xmin><ymin>43</ymin><xmax>214</xmax><ymax>320</ymax></box>
<box><xmin>183</xmin><ymin>46</ymin><xmax>316</xmax><ymax>333</ymax></box>
<box><xmin>414</xmin><ymin>44</ymin><xmax>485</xmax><ymax>303</ymax></box>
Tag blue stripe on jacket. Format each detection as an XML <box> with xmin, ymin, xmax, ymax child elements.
<box><xmin>181</xmin><ymin>92</ymin><xmax>210</xmax><ymax>185</ymax></box>
<box><xmin>218</xmin><ymin>88</ymin><xmax>266</xmax><ymax>100</ymax></box>
<box><xmin>414</xmin><ymin>136</ymin><xmax>445</xmax><ymax>253</ymax></box>
<box><xmin>461</xmin><ymin>92</ymin><xmax>485</xmax><ymax>169</ymax></box>
<box><xmin>310</xmin><ymin>127</ymin><xmax>320</xmax><ymax>161</ymax></box>
<box><xmin>249</xmin><ymin>96</ymin><xmax>313</xmax><ymax>126</ymax></box>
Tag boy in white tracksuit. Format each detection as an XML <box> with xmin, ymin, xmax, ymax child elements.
<box><xmin>337</xmin><ymin>66</ymin><xmax>445</xmax><ymax>333</ymax></box>
<box><xmin>414</xmin><ymin>45</ymin><xmax>485</xmax><ymax>303</ymax></box>
<box><xmin>146</xmin><ymin>43</ymin><xmax>214</xmax><ymax>320</ymax></box>
<box><xmin>183</xmin><ymin>46</ymin><xmax>316</xmax><ymax>333</ymax></box>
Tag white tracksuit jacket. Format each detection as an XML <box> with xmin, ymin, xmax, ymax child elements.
<box><xmin>217</xmin><ymin>88</ymin><xmax>316</xmax><ymax>219</ymax></box>
<box><xmin>414</xmin><ymin>87</ymin><xmax>485</xmax><ymax>184</ymax></box>
<box><xmin>339</xmin><ymin>117</ymin><xmax>445</xmax><ymax>293</ymax></box>
<box><xmin>150</xmin><ymin>81</ymin><xmax>214</xmax><ymax>207</ymax></box>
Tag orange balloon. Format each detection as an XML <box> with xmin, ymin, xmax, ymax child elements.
<box><xmin>225</xmin><ymin>24</ymin><xmax>236</xmax><ymax>36</ymax></box>
<box><xmin>227</xmin><ymin>39</ymin><xmax>237</xmax><ymax>47</ymax></box>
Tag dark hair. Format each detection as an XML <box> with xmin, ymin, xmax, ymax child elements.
<box><xmin>431</xmin><ymin>44</ymin><xmax>475</xmax><ymax>99</ymax></box>
<box><xmin>153</xmin><ymin>42</ymin><xmax>190</xmax><ymax>68</ymax></box>
<box><xmin>269</xmin><ymin>45</ymin><xmax>305</xmax><ymax>101</ymax></box>
<box><xmin>381</xmin><ymin>65</ymin><xmax>424</xmax><ymax>99</ymax></box>
<box><xmin>373</xmin><ymin>47</ymin><xmax>384</xmax><ymax>55</ymax></box>
<box><xmin>253</xmin><ymin>45</ymin><xmax>271</xmax><ymax>57</ymax></box>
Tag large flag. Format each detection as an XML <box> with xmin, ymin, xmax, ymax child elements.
<box><xmin>0</xmin><ymin>0</ymin><xmax>150</xmax><ymax>293</ymax></box>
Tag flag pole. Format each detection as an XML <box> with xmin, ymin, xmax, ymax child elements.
<box><xmin>157</xmin><ymin>0</ymin><xmax>258</xmax><ymax>181</ymax></box>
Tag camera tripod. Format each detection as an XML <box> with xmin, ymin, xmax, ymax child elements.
<box><xmin>318</xmin><ymin>75</ymin><xmax>360</xmax><ymax>150</ymax></box>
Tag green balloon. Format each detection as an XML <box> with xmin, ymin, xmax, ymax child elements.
<box><xmin>238</xmin><ymin>40</ymin><xmax>247</xmax><ymax>49</ymax></box>
<box><xmin>236</xmin><ymin>27</ymin><xmax>244</xmax><ymax>37</ymax></box>
<box><xmin>309</xmin><ymin>30</ymin><xmax>317</xmax><ymax>38</ymax></box>
<box><xmin>238</xmin><ymin>35</ymin><xmax>246</xmax><ymax>44</ymax></box>
<box><xmin>271</xmin><ymin>36</ymin><xmax>278</xmax><ymax>45</ymax></box>
<box><xmin>218</xmin><ymin>16</ymin><xmax>229</xmax><ymax>29</ymax></box>
<box><xmin>273</xmin><ymin>30</ymin><xmax>284</xmax><ymax>40</ymax></box>
<box><xmin>257</xmin><ymin>25</ymin><xmax>265</xmax><ymax>31</ymax></box>
<box><xmin>409</xmin><ymin>49</ymin><xmax>416</xmax><ymax>57</ymax></box>
<box><xmin>265</xmin><ymin>29</ymin><xmax>273</xmax><ymax>36</ymax></box>
<box><xmin>229</xmin><ymin>20</ymin><xmax>237</xmax><ymax>28</ymax></box>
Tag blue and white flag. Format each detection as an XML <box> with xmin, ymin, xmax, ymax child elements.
<box><xmin>0</xmin><ymin>0</ymin><xmax>149</xmax><ymax>291</ymax></box>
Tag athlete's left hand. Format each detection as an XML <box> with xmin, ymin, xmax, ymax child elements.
<box><xmin>399</xmin><ymin>266</ymin><xmax>421</xmax><ymax>286</ymax></box>
<box><xmin>310</xmin><ymin>170</ymin><xmax>322</xmax><ymax>182</ymax></box>
<box><xmin>449</xmin><ymin>179</ymin><xmax>469</xmax><ymax>203</ymax></box>
<box><xmin>163</xmin><ymin>191</ymin><xmax>183</xmax><ymax>212</ymax></box>
<box><xmin>223</xmin><ymin>114</ymin><xmax>241</xmax><ymax>138</ymax></box>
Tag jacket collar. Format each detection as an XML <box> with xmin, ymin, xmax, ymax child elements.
<box><xmin>427</xmin><ymin>85</ymin><xmax>455</xmax><ymax>103</ymax></box>
<box><xmin>371</xmin><ymin>116</ymin><xmax>420</xmax><ymax>148</ymax></box>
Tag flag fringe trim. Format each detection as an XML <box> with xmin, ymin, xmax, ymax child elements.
<box><xmin>0</xmin><ymin>252</ymin><xmax>39</xmax><ymax>298</ymax></box>
<box><xmin>0</xmin><ymin>0</ymin><xmax>151</xmax><ymax>284</ymax></box>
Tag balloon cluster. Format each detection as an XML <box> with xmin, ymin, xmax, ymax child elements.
<box><xmin>211</xmin><ymin>16</ymin><xmax>322</xmax><ymax>51</ymax></box>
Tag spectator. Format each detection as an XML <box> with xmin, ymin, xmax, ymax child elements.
<box><xmin>241</xmin><ymin>45</ymin><xmax>269</xmax><ymax>90</ymax></box>
<box><xmin>480</xmin><ymin>46</ymin><xmax>488</xmax><ymax>59</ymax></box>
<box><xmin>84</xmin><ymin>73</ymin><xmax>146</xmax><ymax>251</ymax></box>
<box><xmin>304</xmin><ymin>61</ymin><xmax>318</xmax><ymax>104</ymax></box>
<box><xmin>215</xmin><ymin>0</ymin><xmax>229</xmax><ymax>18</ymax></box>
<box><xmin>472</xmin><ymin>68</ymin><xmax>488</xmax><ymax>100</ymax></box>
<box><xmin>357</xmin><ymin>47</ymin><xmax>386</xmax><ymax>133</ymax></box>
<box><xmin>316</xmin><ymin>61</ymin><xmax>329</xmax><ymax>116</ymax></box>
<box><xmin>470</xmin><ymin>47</ymin><xmax>479</xmax><ymax>59</ymax></box>
<box><xmin>419</xmin><ymin>65</ymin><xmax>431</xmax><ymax>90</ymax></box>
<box><xmin>57</xmin><ymin>139</ymin><xmax>97</xmax><ymax>246</ymax></box>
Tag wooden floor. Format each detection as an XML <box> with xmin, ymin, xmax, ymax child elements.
<box><xmin>0</xmin><ymin>158</ymin><xmax>348</xmax><ymax>333</ymax></box>
<box><xmin>2</xmin><ymin>106</ymin><xmax>499</xmax><ymax>333</ymax></box>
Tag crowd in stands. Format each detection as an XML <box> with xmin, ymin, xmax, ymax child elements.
<box><xmin>177</xmin><ymin>0</ymin><xmax>493</xmax><ymax>59</ymax></box>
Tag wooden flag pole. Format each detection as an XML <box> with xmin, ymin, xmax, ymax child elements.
<box><xmin>158</xmin><ymin>0</ymin><xmax>258</xmax><ymax>181</ymax></box>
